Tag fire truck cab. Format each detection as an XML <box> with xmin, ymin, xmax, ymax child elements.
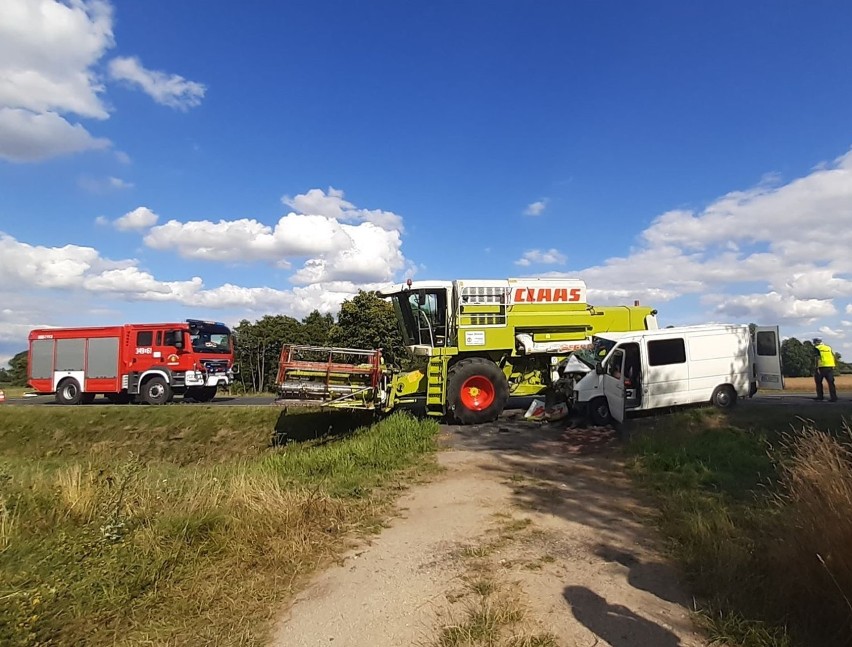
<box><xmin>27</xmin><ymin>319</ymin><xmax>235</xmax><ymax>405</ymax></box>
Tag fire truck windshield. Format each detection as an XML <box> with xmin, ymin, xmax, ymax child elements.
<box><xmin>190</xmin><ymin>329</ymin><xmax>232</xmax><ymax>354</ymax></box>
<box><xmin>390</xmin><ymin>290</ymin><xmax>447</xmax><ymax>347</ymax></box>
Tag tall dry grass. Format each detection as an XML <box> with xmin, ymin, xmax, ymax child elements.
<box><xmin>768</xmin><ymin>423</ymin><xmax>852</xmax><ymax>643</ymax></box>
<box><xmin>628</xmin><ymin>407</ymin><xmax>852</xmax><ymax>646</ymax></box>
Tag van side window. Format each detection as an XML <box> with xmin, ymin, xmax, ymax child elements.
<box><xmin>756</xmin><ymin>331</ymin><xmax>777</xmax><ymax>356</ymax></box>
<box><xmin>607</xmin><ymin>349</ymin><xmax>625</xmax><ymax>378</ymax></box>
<box><xmin>648</xmin><ymin>338</ymin><xmax>686</xmax><ymax>366</ymax></box>
<box><xmin>136</xmin><ymin>331</ymin><xmax>153</xmax><ymax>346</ymax></box>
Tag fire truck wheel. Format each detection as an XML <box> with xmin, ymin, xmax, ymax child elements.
<box><xmin>589</xmin><ymin>397</ymin><xmax>612</xmax><ymax>426</ymax></box>
<box><xmin>55</xmin><ymin>378</ymin><xmax>83</xmax><ymax>405</ymax></box>
<box><xmin>141</xmin><ymin>376</ymin><xmax>172</xmax><ymax>405</ymax></box>
<box><xmin>711</xmin><ymin>385</ymin><xmax>737</xmax><ymax>409</ymax></box>
<box><xmin>447</xmin><ymin>357</ymin><xmax>509</xmax><ymax>425</ymax></box>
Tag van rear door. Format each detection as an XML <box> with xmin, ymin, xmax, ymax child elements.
<box><xmin>602</xmin><ymin>347</ymin><xmax>626</xmax><ymax>423</ymax></box>
<box><xmin>754</xmin><ymin>326</ymin><xmax>783</xmax><ymax>390</ymax></box>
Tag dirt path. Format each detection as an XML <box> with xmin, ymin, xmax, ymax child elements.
<box><xmin>272</xmin><ymin>414</ymin><xmax>705</xmax><ymax>647</ymax></box>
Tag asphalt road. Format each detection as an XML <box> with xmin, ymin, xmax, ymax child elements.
<box><xmin>3</xmin><ymin>391</ymin><xmax>851</xmax><ymax>408</ymax></box>
<box><xmin>1</xmin><ymin>393</ymin><xmax>279</xmax><ymax>406</ymax></box>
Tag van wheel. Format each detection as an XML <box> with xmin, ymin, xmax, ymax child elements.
<box><xmin>711</xmin><ymin>385</ymin><xmax>737</xmax><ymax>409</ymax></box>
<box><xmin>141</xmin><ymin>376</ymin><xmax>172</xmax><ymax>405</ymax></box>
<box><xmin>447</xmin><ymin>358</ymin><xmax>509</xmax><ymax>425</ymax></box>
<box><xmin>56</xmin><ymin>379</ymin><xmax>83</xmax><ymax>405</ymax></box>
<box><xmin>589</xmin><ymin>397</ymin><xmax>612</xmax><ymax>426</ymax></box>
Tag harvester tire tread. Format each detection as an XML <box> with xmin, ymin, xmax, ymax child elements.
<box><xmin>447</xmin><ymin>357</ymin><xmax>509</xmax><ymax>425</ymax></box>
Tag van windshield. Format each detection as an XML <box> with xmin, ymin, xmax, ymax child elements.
<box><xmin>574</xmin><ymin>337</ymin><xmax>616</xmax><ymax>366</ymax></box>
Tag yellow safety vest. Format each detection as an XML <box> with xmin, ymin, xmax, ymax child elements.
<box><xmin>815</xmin><ymin>344</ymin><xmax>836</xmax><ymax>368</ymax></box>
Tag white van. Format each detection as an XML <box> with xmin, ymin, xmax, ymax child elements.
<box><xmin>573</xmin><ymin>324</ymin><xmax>783</xmax><ymax>424</ymax></box>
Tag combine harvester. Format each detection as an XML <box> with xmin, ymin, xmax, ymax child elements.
<box><xmin>276</xmin><ymin>278</ymin><xmax>658</xmax><ymax>424</ymax></box>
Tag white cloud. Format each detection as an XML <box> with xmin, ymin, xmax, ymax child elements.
<box><xmin>282</xmin><ymin>187</ymin><xmax>404</xmax><ymax>231</ymax></box>
<box><xmin>83</xmin><ymin>267</ymin><xmax>202</xmax><ymax>300</ymax></box>
<box><xmin>0</xmin><ymin>0</ymin><xmax>113</xmax><ymax>119</ymax></box>
<box><xmin>0</xmin><ymin>108</ymin><xmax>110</xmax><ymax>161</ymax></box>
<box><xmin>108</xmin><ymin>56</ymin><xmax>206</xmax><ymax>110</ymax></box>
<box><xmin>523</xmin><ymin>200</ymin><xmax>548</xmax><ymax>216</ymax></box>
<box><xmin>0</xmin><ymin>1</ymin><xmax>206</xmax><ymax>161</ymax></box>
<box><xmin>289</xmin><ymin>224</ymin><xmax>404</xmax><ymax>284</ymax></box>
<box><xmin>0</xmin><ymin>233</ymin><xmax>119</xmax><ymax>288</ymax></box>
<box><xmin>114</xmin><ymin>206</ymin><xmax>158</xmax><ymax>231</ymax></box>
<box><xmin>109</xmin><ymin>176</ymin><xmax>133</xmax><ymax>189</ymax></box>
<box><xmin>145</xmin><ymin>214</ymin><xmax>353</xmax><ymax>262</ymax></box>
<box><xmin>145</xmin><ymin>188</ymin><xmax>408</xmax><ymax>283</ymax></box>
<box><xmin>0</xmin><ymin>232</ymin><xmax>368</xmax><ymax>319</ymax></box>
<box><xmin>0</xmin><ymin>0</ymin><xmax>113</xmax><ymax>160</ymax></box>
<box><xmin>818</xmin><ymin>325</ymin><xmax>843</xmax><ymax>339</ymax></box>
<box><xmin>538</xmin><ymin>149</ymin><xmax>852</xmax><ymax>336</ymax></box>
<box><xmin>705</xmin><ymin>292</ymin><xmax>836</xmax><ymax>323</ymax></box>
<box><xmin>515</xmin><ymin>248</ymin><xmax>566</xmax><ymax>267</ymax></box>
<box><xmin>78</xmin><ymin>174</ymin><xmax>134</xmax><ymax>192</ymax></box>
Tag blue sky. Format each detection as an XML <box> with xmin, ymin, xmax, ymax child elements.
<box><xmin>2</xmin><ymin>0</ymin><xmax>852</xmax><ymax>367</ymax></box>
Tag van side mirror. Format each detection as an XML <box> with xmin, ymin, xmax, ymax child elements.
<box><xmin>595</xmin><ymin>362</ymin><xmax>604</xmax><ymax>375</ymax></box>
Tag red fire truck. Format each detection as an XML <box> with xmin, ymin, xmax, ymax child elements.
<box><xmin>27</xmin><ymin>319</ymin><xmax>235</xmax><ymax>405</ymax></box>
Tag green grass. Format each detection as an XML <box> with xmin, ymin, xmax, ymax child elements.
<box><xmin>0</xmin><ymin>406</ymin><xmax>439</xmax><ymax>646</ymax></box>
<box><xmin>626</xmin><ymin>403</ymin><xmax>852</xmax><ymax>647</ymax></box>
<box><xmin>0</xmin><ymin>386</ymin><xmax>29</xmax><ymax>399</ymax></box>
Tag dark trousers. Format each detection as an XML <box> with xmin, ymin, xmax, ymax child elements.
<box><xmin>815</xmin><ymin>367</ymin><xmax>837</xmax><ymax>401</ymax></box>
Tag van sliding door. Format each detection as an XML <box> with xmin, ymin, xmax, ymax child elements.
<box><xmin>754</xmin><ymin>326</ymin><xmax>783</xmax><ymax>390</ymax></box>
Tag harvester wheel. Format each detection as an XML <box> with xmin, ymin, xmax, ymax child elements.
<box><xmin>447</xmin><ymin>358</ymin><xmax>509</xmax><ymax>425</ymax></box>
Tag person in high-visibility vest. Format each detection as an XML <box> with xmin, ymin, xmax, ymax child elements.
<box><xmin>812</xmin><ymin>338</ymin><xmax>838</xmax><ymax>402</ymax></box>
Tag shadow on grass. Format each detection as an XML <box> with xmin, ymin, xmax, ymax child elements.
<box><xmin>271</xmin><ymin>407</ymin><xmax>378</xmax><ymax>446</ymax></box>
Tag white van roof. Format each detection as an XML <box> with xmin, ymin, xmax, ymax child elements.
<box><xmin>595</xmin><ymin>323</ymin><xmax>749</xmax><ymax>343</ymax></box>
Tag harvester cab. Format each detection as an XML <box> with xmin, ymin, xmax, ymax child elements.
<box><xmin>383</xmin><ymin>280</ymin><xmax>452</xmax><ymax>353</ymax></box>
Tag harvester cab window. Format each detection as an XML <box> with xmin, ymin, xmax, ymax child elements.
<box><xmin>407</xmin><ymin>291</ymin><xmax>447</xmax><ymax>347</ymax></box>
